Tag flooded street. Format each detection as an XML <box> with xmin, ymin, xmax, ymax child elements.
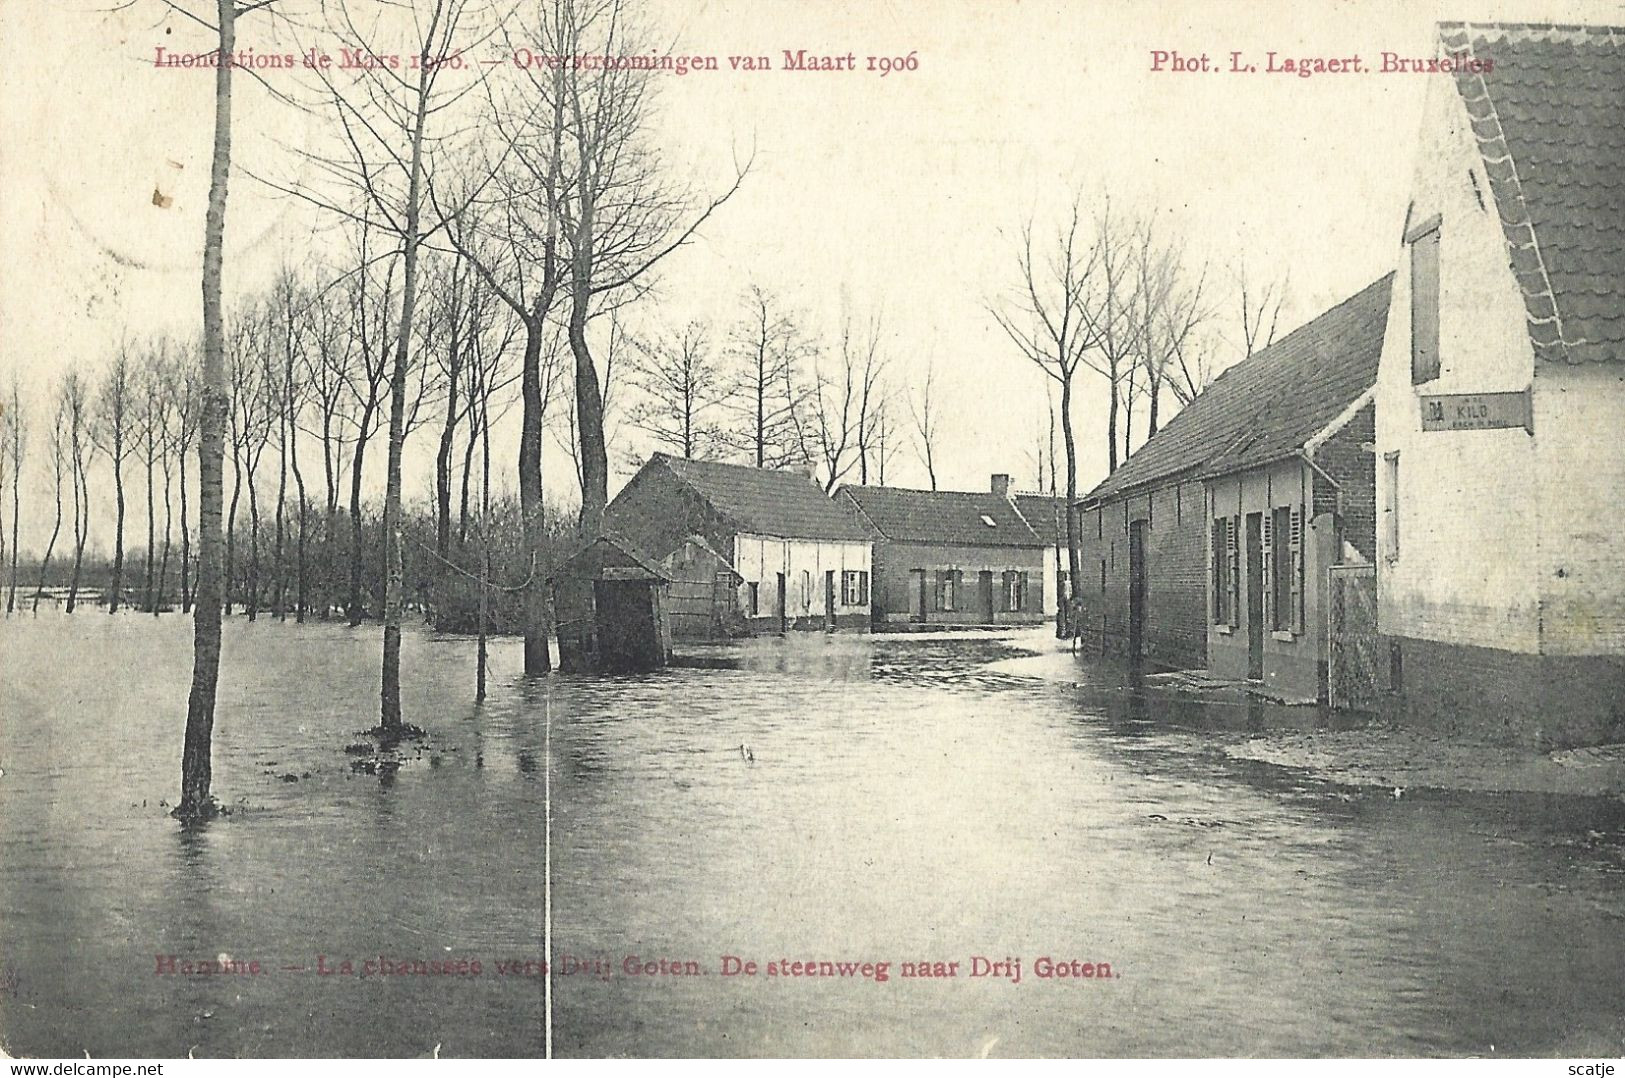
<box><xmin>3</xmin><ymin>614</ymin><xmax>1624</xmax><ymax>1057</ymax></box>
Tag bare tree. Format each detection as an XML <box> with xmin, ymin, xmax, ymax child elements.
<box><xmin>1071</xmin><ymin>199</ymin><xmax>1145</xmax><ymax>475</ymax></box>
<box><xmin>727</xmin><ymin>285</ymin><xmax>814</xmax><ymax>469</ymax></box>
<box><xmin>177</xmin><ymin>0</ymin><xmax>277</xmax><ymax>818</ymax></box>
<box><xmin>3</xmin><ymin>373</ymin><xmax>22</xmax><ymax>613</ymax></box>
<box><xmin>907</xmin><ymin>358</ymin><xmax>943</xmax><ymax>492</ymax></box>
<box><xmin>988</xmin><ymin>196</ymin><xmax>1102</xmax><ymax>614</ymax></box>
<box><xmin>1237</xmin><ymin>259</ymin><xmax>1289</xmax><ymax>359</ymax></box>
<box><xmin>95</xmin><ymin>348</ymin><xmax>136</xmax><ymax>613</ymax></box>
<box><xmin>136</xmin><ymin>344</ymin><xmax>175</xmax><ymax>614</ymax></box>
<box><xmin>63</xmin><ymin>373</ymin><xmax>93</xmax><ymax>614</ymax></box>
<box><xmin>170</xmin><ymin>344</ymin><xmax>200</xmax><ymax>613</ymax></box>
<box><xmin>551</xmin><ymin>0</ymin><xmax>749</xmax><ymax>539</ymax></box>
<box><xmin>34</xmin><ymin>391</ymin><xmax>67</xmax><ymax>613</ymax></box>
<box><xmin>626</xmin><ymin>320</ymin><xmax>724</xmax><ymax>460</ymax></box>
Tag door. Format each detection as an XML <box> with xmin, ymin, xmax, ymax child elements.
<box><xmin>824</xmin><ymin>570</ymin><xmax>837</xmax><ymax>632</ymax></box>
<box><xmin>977</xmin><ymin>571</ymin><xmax>995</xmax><ymax>623</ymax></box>
<box><xmin>1128</xmin><ymin>519</ymin><xmax>1146</xmax><ymax>662</ymax></box>
<box><xmin>908</xmin><ymin>569</ymin><xmax>926</xmax><ymax>622</ymax></box>
<box><xmin>1245</xmin><ymin>512</ymin><xmax>1264</xmax><ymax>680</ymax></box>
<box><xmin>776</xmin><ymin>572</ymin><xmax>788</xmax><ymax>633</ymax></box>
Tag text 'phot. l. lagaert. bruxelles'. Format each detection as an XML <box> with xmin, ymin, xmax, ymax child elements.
<box><xmin>1150</xmin><ymin>48</ymin><xmax>1494</xmax><ymax>78</ymax></box>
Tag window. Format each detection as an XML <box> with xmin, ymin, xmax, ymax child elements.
<box><xmin>1410</xmin><ymin>221</ymin><xmax>1441</xmax><ymax>384</ymax></box>
<box><xmin>1384</xmin><ymin>451</ymin><xmax>1400</xmax><ymax>560</ymax></box>
<box><xmin>979</xmin><ymin>514</ymin><xmax>997</xmax><ymax>528</ymax></box>
<box><xmin>800</xmin><ymin>569</ymin><xmax>812</xmax><ymax>610</ymax></box>
<box><xmin>1003</xmin><ymin>571</ymin><xmax>1028</xmax><ymax>612</ymax></box>
<box><xmin>937</xmin><ymin>569</ymin><xmax>960</xmax><ymax>612</ymax></box>
<box><xmin>1268</xmin><ymin>506</ymin><xmax>1302</xmax><ymax>633</ymax></box>
<box><xmin>1212</xmin><ymin>516</ymin><xmax>1239</xmax><ymax>627</ymax></box>
<box><xmin>841</xmin><ymin>570</ymin><xmax>869</xmax><ymax>607</ymax></box>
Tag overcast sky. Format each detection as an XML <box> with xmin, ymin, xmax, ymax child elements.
<box><xmin>2</xmin><ymin>0</ymin><xmax>1621</xmax><ymax>553</ymax></box>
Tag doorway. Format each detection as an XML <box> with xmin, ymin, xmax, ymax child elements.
<box><xmin>1128</xmin><ymin>519</ymin><xmax>1146</xmax><ymax>663</ymax></box>
<box><xmin>977</xmin><ymin>570</ymin><xmax>995</xmax><ymax>623</ymax></box>
<box><xmin>1245</xmin><ymin>512</ymin><xmax>1264</xmax><ymax>680</ymax></box>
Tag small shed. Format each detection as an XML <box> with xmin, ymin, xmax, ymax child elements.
<box><xmin>551</xmin><ymin>534</ymin><xmax>674</xmax><ymax>673</ymax></box>
<box><xmin>660</xmin><ymin>535</ymin><xmax>747</xmax><ymax>641</ymax></box>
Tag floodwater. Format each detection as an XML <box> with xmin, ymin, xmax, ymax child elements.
<box><xmin>2</xmin><ymin>614</ymin><xmax>1623</xmax><ymax>1058</ymax></box>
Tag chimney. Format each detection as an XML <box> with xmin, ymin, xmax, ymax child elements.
<box><xmin>990</xmin><ymin>473</ymin><xmax>1011</xmax><ymax>498</ymax></box>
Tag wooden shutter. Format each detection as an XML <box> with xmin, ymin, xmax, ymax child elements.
<box><xmin>1289</xmin><ymin>507</ymin><xmax>1304</xmax><ymax>634</ymax></box>
<box><xmin>1261</xmin><ymin>513</ymin><xmax>1274</xmax><ymax>631</ymax></box>
<box><xmin>1411</xmin><ymin>227</ymin><xmax>1441</xmax><ymax>384</ymax></box>
<box><xmin>1211</xmin><ymin>519</ymin><xmax>1224</xmax><ymax>623</ymax></box>
<box><xmin>1020</xmin><ymin>571</ymin><xmax>1030</xmax><ymax>612</ymax></box>
<box><xmin>1227</xmin><ymin>515</ymin><xmax>1241</xmax><ymax>628</ymax></box>
<box><xmin>859</xmin><ymin>571</ymin><xmax>869</xmax><ymax>606</ymax></box>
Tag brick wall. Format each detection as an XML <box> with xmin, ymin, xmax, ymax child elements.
<box><xmin>873</xmin><ymin>540</ymin><xmax>1046</xmax><ymax>624</ymax></box>
<box><xmin>1075</xmin><ymin>480</ymin><xmax>1207</xmax><ymax>670</ymax></box>
<box><xmin>1314</xmin><ymin>401</ymin><xmax>1377</xmax><ymax>561</ymax></box>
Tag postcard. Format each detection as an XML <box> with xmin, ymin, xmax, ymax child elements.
<box><xmin>1</xmin><ymin>0</ymin><xmax>1622</xmax><ymax>1063</ymax></box>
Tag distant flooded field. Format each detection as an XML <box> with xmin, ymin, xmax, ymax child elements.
<box><xmin>2</xmin><ymin>613</ymin><xmax>1623</xmax><ymax>1057</ymax></box>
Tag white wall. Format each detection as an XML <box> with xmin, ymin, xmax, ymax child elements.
<box><xmin>1375</xmin><ymin>72</ymin><xmax>1542</xmax><ymax>654</ymax></box>
<box><xmin>1534</xmin><ymin>362</ymin><xmax>1625</xmax><ymax>656</ymax></box>
<box><xmin>733</xmin><ymin>534</ymin><xmax>872</xmax><ymax>619</ymax></box>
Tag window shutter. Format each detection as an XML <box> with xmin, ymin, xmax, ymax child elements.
<box><xmin>1020</xmin><ymin>572</ymin><xmax>1030</xmax><ymax>612</ymax></box>
<box><xmin>1289</xmin><ymin>507</ymin><xmax>1304</xmax><ymax>634</ymax></box>
<box><xmin>932</xmin><ymin>571</ymin><xmax>943</xmax><ymax>611</ymax></box>
<box><xmin>1211</xmin><ymin>519</ymin><xmax>1224</xmax><ymax>624</ymax></box>
<box><xmin>859</xmin><ymin>571</ymin><xmax>869</xmax><ymax>606</ymax></box>
<box><xmin>1261</xmin><ymin>514</ymin><xmax>1274</xmax><ymax>631</ymax></box>
<box><xmin>1228</xmin><ymin>515</ymin><xmax>1241</xmax><ymax>628</ymax></box>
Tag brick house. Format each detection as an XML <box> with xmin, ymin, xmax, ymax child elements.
<box><xmin>1374</xmin><ymin>23</ymin><xmax>1625</xmax><ymax>746</ymax></box>
<box><xmin>603</xmin><ymin>453</ymin><xmax>873</xmax><ymax>632</ymax></box>
<box><xmin>837</xmin><ymin>474</ymin><xmax>1050</xmax><ymax>626</ymax></box>
<box><xmin>1075</xmin><ymin>275</ymin><xmax>1391</xmax><ymax>701</ymax></box>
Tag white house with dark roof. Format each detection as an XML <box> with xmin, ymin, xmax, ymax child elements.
<box><xmin>837</xmin><ymin>474</ymin><xmax>1053</xmax><ymax>627</ymax></box>
<box><xmin>603</xmin><ymin>453</ymin><xmax>873</xmax><ymax>632</ymax></box>
<box><xmin>1374</xmin><ymin>22</ymin><xmax>1625</xmax><ymax>747</ymax></box>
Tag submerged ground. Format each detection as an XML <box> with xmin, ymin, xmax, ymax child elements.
<box><xmin>1</xmin><ymin>613</ymin><xmax>1622</xmax><ymax>1058</ymax></box>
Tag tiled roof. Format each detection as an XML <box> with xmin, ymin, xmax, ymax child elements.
<box><xmin>1441</xmin><ymin>22</ymin><xmax>1625</xmax><ymax>364</ymax></box>
<box><xmin>838</xmin><ymin>485</ymin><xmax>1044</xmax><ymax>547</ymax></box>
<box><xmin>1081</xmin><ymin>275</ymin><xmax>1392</xmax><ymax>504</ymax></box>
<box><xmin>653</xmin><ymin>454</ymin><xmax>872</xmax><ymax>542</ymax></box>
<box><xmin>1012</xmin><ymin>493</ymin><xmax>1068</xmax><ymax>544</ymax></box>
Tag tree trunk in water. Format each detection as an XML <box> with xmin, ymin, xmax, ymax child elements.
<box><xmin>179</xmin><ymin>0</ymin><xmax>233</xmax><ymax>819</ymax></box>
<box><xmin>66</xmin><ymin>460</ymin><xmax>86</xmax><ymax>613</ymax></box>
<box><xmin>156</xmin><ymin>462</ymin><xmax>172</xmax><ymax>615</ymax></box>
<box><xmin>179</xmin><ymin>447</ymin><xmax>191</xmax><ymax>612</ymax></box>
<box><xmin>516</xmin><ymin>320</ymin><xmax>550</xmax><ymax>674</ymax></box>
<box><xmin>144</xmin><ymin>456</ymin><xmax>156</xmax><ymax>612</ymax></box>
<box><xmin>1060</xmin><ymin>376</ymin><xmax>1082</xmax><ymax>636</ymax></box>
<box><xmin>246</xmin><ymin>480</ymin><xmax>260</xmax><ymax>621</ymax></box>
<box><xmin>346</xmin><ymin>434</ymin><xmax>368</xmax><ymax>626</ymax></box>
<box><xmin>7</xmin><ymin>444</ymin><xmax>19</xmax><ymax>613</ymax></box>
<box><xmin>110</xmin><ymin>458</ymin><xmax>125</xmax><ymax>613</ymax></box>
<box><xmin>33</xmin><ymin>470</ymin><xmax>61</xmax><ymax>613</ymax></box>
<box><xmin>379</xmin><ymin>55</ymin><xmax>432</xmax><ymax>732</ymax></box>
